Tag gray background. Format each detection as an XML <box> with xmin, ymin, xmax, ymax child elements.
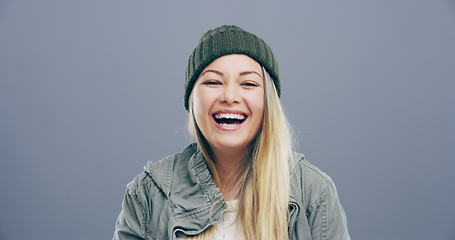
<box><xmin>0</xmin><ymin>0</ymin><xmax>454</xmax><ymax>239</ymax></box>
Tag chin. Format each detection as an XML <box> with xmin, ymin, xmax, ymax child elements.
<box><xmin>210</xmin><ymin>138</ymin><xmax>249</xmax><ymax>151</ymax></box>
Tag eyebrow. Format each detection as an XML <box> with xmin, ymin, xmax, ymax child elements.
<box><xmin>201</xmin><ymin>69</ymin><xmax>224</xmax><ymax>76</ymax></box>
<box><xmin>201</xmin><ymin>69</ymin><xmax>262</xmax><ymax>78</ymax></box>
<box><xmin>239</xmin><ymin>71</ymin><xmax>262</xmax><ymax>78</ymax></box>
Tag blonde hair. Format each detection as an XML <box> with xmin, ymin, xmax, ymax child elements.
<box><xmin>187</xmin><ymin>66</ymin><xmax>294</xmax><ymax>240</ymax></box>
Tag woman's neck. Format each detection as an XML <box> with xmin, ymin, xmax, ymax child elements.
<box><xmin>211</xmin><ymin>147</ymin><xmax>248</xmax><ymax>201</ymax></box>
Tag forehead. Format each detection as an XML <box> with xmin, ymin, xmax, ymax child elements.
<box><xmin>202</xmin><ymin>54</ymin><xmax>262</xmax><ymax>73</ymax></box>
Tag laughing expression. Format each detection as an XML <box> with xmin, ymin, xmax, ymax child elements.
<box><xmin>191</xmin><ymin>54</ymin><xmax>264</xmax><ymax>153</ymax></box>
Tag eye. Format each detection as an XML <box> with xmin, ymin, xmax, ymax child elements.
<box><xmin>241</xmin><ymin>81</ymin><xmax>259</xmax><ymax>87</ymax></box>
<box><xmin>202</xmin><ymin>80</ymin><xmax>221</xmax><ymax>85</ymax></box>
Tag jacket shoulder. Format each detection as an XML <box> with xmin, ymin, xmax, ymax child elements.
<box><xmin>141</xmin><ymin>143</ymin><xmax>197</xmax><ymax>198</ymax></box>
<box><xmin>293</xmin><ymin>155</ymin><xmax>351</xmax><ymax>239</ymax></box>
<box><xmin>122</xmin><ymin>150</ymin><xmax>180</xmax><ymax>202</ymax></box>
<box><xmin>300</xmin><ymin>157</ymin><xmax>334</xmax><ymax>187</ymax></box>
<box><xmin>292</xmin><ymin>154</ymin><xmax>339</xmax><ymax>208</ymax></box>
<box><xmin>115</xmin><ymin>153</ymin><xmax>180</xmax><ymax>240</ymax></box>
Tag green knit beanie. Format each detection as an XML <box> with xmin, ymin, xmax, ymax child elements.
<box><xmin>184</xmin><ymin>25</ymin><xmax>280</xmax><ymax>110</ymax></box>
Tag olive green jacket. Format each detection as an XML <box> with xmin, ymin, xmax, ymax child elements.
<box><xmin>113</xmin><ymin>143</ymin><xmax>350</xmax><ymax>240</ymax></box>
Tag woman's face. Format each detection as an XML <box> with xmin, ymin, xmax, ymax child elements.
<box><xmin>191</xmin><ymin>54</ymin><xmax>264</xmax><ymax>154</ymax></box>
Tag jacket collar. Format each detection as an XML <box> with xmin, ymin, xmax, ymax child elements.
<box><xmin>145</xmin><ymin>144</ymin><xmax>226</xmax><ymax>238</ymax></box>
<box><xmin>145</xmin><ymin>143</ymin><xmax>302</xmax><ymax>239</ymax></box>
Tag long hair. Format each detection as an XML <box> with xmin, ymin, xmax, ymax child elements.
<box><xmin>187</xmin><ymin>66</ymin><xmax>295</xmax><ymax>240</ymax></box>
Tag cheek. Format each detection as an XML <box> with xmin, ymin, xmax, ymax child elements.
<box><xmin>254</xmin><ymin>91</ymin><xmax>265</xmax><ymax>114</ymax></box>
<box><xmin>245</xmin><ymin>91</ymin><xmax>264</xmax><ymax>120</ymax></box>
<box><xmin>192</xmin><ymin>88</ymin><xmax>215</xmax><ymax>122</ymax></box>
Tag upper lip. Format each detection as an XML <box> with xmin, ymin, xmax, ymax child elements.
<box><xmin>212</xmin><ymin>109</ymin><xmax>248</xmax><ymax>117</ymax></box>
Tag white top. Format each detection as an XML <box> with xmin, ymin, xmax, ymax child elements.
<box><xmin>178</xmin><ymin>199</ymin><xmax>243</xmax><ymax>240</ymax></box>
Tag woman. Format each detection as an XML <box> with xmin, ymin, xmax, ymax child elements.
<box><xmin>113</xmin><ymin>25</ymin><xmax>350</xmax><ymax>240</ymax></box>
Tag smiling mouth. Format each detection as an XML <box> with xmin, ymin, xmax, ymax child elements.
<box><xmin>212</xmin><ymin>113</ymin><xmax>247</xmax><ymax>128</ymax></box>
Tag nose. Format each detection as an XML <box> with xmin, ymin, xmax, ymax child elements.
<box><xmin>220</xmin><ymin>83</ymin><xmax>241</xmax><ymax>105</ymax></box>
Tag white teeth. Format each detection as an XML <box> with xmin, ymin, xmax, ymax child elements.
<box><xmin>220</xmin><ymin>123</ymin><xmax>239</xmax><ymax>129</ymax></box>
<box><xmin>214</xmin><ymin>113</ymin><xmax>246</xmax><ymax>120</ymax></box>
